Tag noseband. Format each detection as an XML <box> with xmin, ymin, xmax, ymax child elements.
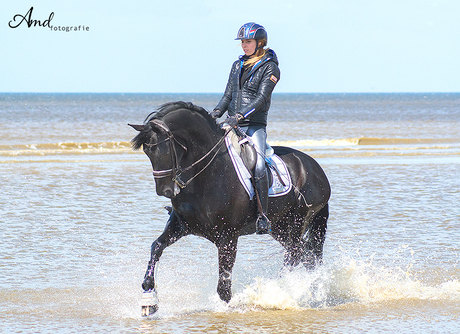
<box><xmin>145</xmin><ymin>119</ymin><xmax>230</xmax><ymax>189</ymax></box>
<box><xmin>144</xmin><ymin>119</ymin><xmax>186</xmax><ymax>182</ymax></box>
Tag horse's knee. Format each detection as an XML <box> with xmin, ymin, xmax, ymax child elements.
<box><xmin>151</xmin><ymin>240</ymin><xmax>164</xmax><ymax>259</ymax></box>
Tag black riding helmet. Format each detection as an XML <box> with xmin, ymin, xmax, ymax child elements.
<box><xmin>235</xmin><ymin>22</ymin><xmax>267</xmax><ymax>56</ymax></box>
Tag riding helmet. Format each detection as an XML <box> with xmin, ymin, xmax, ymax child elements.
<box><xmin>235</xmin><ymin>22</ymin><xmax>267</xmax><ymax>41</ymax></box>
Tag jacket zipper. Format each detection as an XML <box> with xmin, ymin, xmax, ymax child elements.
<box><xmin>236</xmin><ymin>59</ymin><xmax>244</xmax><ymax>113</ymax></box>
<box><xmin>236</xmin><ymin>56</ymin><xmax>272</xmax><ymax>115</ymax></box>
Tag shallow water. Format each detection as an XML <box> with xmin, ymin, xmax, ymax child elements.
<box><xmin>1</xmin><ymin>93</ymin><xmax>459</xmax><ymax>333</ymax></box>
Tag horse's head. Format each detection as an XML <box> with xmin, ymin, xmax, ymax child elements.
<box><xmin>130</xmin><ymin>101</ymin><xmax>223</xmax><ymax>199</ymax></box>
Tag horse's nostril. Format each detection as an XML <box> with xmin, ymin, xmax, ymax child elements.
<box><xmin>162</xmin><ymin>188</ymin><xmax>173</xmax><ymax>199</ymax></box>
<box><xmin>155</xmin><ymin>183</ymin><xmax>174</xmax><ymax>198</ymax></box>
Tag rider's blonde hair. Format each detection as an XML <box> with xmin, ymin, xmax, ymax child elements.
<box><xmin>243</xmin><ymin>38</ymin><xmax>267</xmax><ymax>68</ymax></box>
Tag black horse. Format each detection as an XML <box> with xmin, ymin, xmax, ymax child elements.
<box><xmin>130</xmin><ymin>101</ymin><xmax>330</xmax><ymax>313</ymax></box>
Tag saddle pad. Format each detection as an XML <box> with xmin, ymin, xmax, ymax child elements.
<box><xmin>225</xmin><ymin>135</ymin><xmax>292</xmax><ymax>199</ymax></box>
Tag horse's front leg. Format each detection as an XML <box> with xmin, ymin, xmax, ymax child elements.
<box><xmin>142</xmin><ymin>207</ymin><xmax>189</xmax><ymax>292</ymax></box>
<box><xmin>216</xmin><ymin>236</ymin><xmax>238</xmax><ymax>303</ymax></box>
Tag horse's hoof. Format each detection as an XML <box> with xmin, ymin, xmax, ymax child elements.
<box><xmin>141</xmin><ymin>304</ymin><xmax>159</xmax><ymax>317</ymax></box>
<box><xmin>141</xmin><ymin>290</ymin><xmax>159</xmax><ymax>317</ymax></box>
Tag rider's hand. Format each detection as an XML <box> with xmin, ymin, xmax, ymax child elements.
<box><xmin>225</xmin><ymin>113</ymin><xmax>243</xmax><ymax>128</ymax></box>
<box><xmin>210</xmin><ymin>110</ymin><xmax>221</xmax><ymax>119</ymax></box>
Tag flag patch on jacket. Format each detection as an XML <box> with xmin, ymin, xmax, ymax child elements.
<box><xmin>270</xmin><ymin>75</ymin><xmax>278</xmax><ymax>83</ymax></box>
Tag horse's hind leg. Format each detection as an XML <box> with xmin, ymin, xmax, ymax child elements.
<box><xmin>272</xmin><ymin>213</ymin><xmax>305</xmax><ymax>269</ymax></box>
<box><xmin>303</xmin><ymin>203</ymin><xmax>328</xmax><ymax>269</ymax></box>
<box><xmin>142</xmin><ymin>208</ymin><xmax>189</xmax><ymax>292</ymax></box>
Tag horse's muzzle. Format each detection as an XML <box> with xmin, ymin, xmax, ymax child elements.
<box><xmin>158</xmin><ymin>186</ymin><xmax>173</xmax><ymax>199</ymax></box>
<box><xmin>156</xmin><ymin>182</ymin><xmax>180</xmax><ymax>199</ymax></box>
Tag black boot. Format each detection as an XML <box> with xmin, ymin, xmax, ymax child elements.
<box><xmin>255</xmin><ymin>173</ymin><xmax>271</xmax><ymax>234</ymax></box>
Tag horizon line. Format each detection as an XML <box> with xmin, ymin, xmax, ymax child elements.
<box><xmin>1</xmin><ymin>91</ymin><xmax>459</xmax><ymax>95</ymax></box>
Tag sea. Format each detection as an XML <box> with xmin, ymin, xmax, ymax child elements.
<box><xmin>1</xmin><ymin>93</ymin><xmax>459</xmax><ymax>333</ymax></box>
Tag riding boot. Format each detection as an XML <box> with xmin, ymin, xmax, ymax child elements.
<box><xmin>255</xmin><ymin>173</ymin><xmax>271</xmax><ymax>234</ymax></box>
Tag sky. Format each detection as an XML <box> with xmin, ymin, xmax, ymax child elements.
<box><xmin>1</xmin><ymin>0</ymin><xmax>459</xmax><ymax>93</ymax></box>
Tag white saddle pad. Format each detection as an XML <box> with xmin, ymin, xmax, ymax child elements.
<box><xmin>225</xmin><ymin>135</ymin><xmax>292</xmax><ymax>199</ymax></box>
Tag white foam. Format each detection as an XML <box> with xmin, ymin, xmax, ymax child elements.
<box><xmin>211</xmin><ymin>256</ymin><xmax>460</xmax><ymax>312</ymax></box>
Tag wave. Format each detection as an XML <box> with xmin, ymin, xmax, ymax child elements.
<box><xmin>0</xmin><ymin>141</ymin><xmax>135</xmax><ymax>156</ymax></box>
<box><xmin>269</xmin><ymin>137</ymin><xmax>460</xmax><ymax>147</ymax></box>
<box><xmin>0</xmin><ymin>138</ymin><xmax>459</xmax><ymax>157</ymax></box>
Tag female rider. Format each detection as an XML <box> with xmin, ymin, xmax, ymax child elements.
<box><xmin>210</xmin><ymin>22</ymin><xmax>280</xmax><ymax>234</ymax></box>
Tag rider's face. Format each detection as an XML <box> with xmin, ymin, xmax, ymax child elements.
<box><xmin>241</xmin><ymin>39</ymin><xmax>257</xmax><ymax>56</ymax></box>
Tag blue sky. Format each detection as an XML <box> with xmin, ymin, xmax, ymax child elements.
<box><xmin>2</xmin><ymin>0</ymin><xmax>459</xmax><ymax>93</ymax></box>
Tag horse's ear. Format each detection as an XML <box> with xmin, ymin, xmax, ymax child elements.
<box><xmin>128</xmin><ymin>124</ymin><xmax>145</xmax><ymax>132</ymax></box>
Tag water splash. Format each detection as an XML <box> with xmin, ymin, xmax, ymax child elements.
<box><xmin>214</xmin><ymin>257</ymin><xmax>460</xmax><ymax>313</ymax></box>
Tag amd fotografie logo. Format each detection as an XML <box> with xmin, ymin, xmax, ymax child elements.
<box><xmin>8</xmin><ymin>7</ymin><xmax>90</xmax><ymax>32</ymax></box>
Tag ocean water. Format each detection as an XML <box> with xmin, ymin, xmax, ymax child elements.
<box><xmin>1</xmin><ymin>93</ymin><xmax>459</xmax><ymax>333</ymax></box>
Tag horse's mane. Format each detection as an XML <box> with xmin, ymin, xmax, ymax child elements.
<box><xmin>131</xmin><ymin>101</ymin><xmax>223</xmax><ymax>150</ymax></box>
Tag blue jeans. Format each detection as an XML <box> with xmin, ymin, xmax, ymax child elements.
<box><xmin>239</xmin><ymin>125</ymin><xmax>267</xmax><ymax>179</ymax></box>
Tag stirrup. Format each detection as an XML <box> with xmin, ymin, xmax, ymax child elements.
<box><xmin>256</xmin><ymin>214</ymin><xmax>271</xmax><ymax>235</ymax></box>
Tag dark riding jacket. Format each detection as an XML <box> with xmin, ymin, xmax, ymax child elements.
<box><xmin>214</xmin><ymin>49</ymin><xmax>280</xmax><ymax>127</ymax></box>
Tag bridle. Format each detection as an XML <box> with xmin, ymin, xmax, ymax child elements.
<box><xmin>144</xmin><ymin>119</ymin><xmax>231</xmax><ymax>189</ymax></box>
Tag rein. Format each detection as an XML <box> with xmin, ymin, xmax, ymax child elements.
<box><xmin>145</xmin><ymin>119</ymin><xmax>232</xmax><ymax>189</ymax></box>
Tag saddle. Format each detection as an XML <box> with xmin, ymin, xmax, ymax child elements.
<box><xmin>225</xmin><ymin>128</ymin><xmax>292</xmax><ymax>199</ymax></box>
